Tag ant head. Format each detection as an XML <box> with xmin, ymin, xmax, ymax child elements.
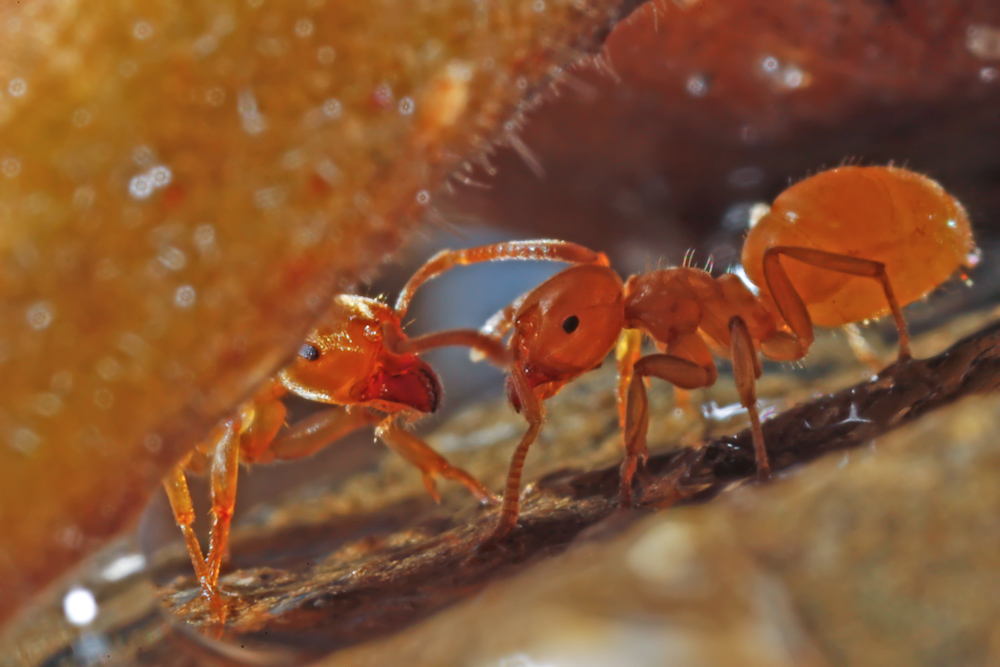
<box><xmin>509</xmin><ymin>264</ymin><xmax>625</xmax><ymax>392</ymax></box>
<box><xmin>279</xmin><ymin>295</ymin><xmax>441</xmax><ymax>414</ymax></box>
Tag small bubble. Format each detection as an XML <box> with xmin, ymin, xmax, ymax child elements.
<box><xmin>149</xmin><ymin>165</ymin><xmax>172</xmax><ymax>187</ymax></box>
<box><xmin>194</xmin><ymin>224</ymin><xmax>216</xmax><ymax>248</ymax></box>
<box><xmin>685</xmin><ymin>74</ymin><xmax>708</xmax><ymax>97</ymax></box>
<box><xmin>5</xmin><ymin>17</ymin><xmax>22</xmax><ymax>33</ymax></box>
<box><xmin>133</xmin><ymin>21</ymin><xmax>154</xmax><ymax>40</ymax></box>
<box><xmin>72</xmin><ymin>186</ymin><xmax>95</xmax><ymax>209</ymax></box>
<box><xmin>96</xmin><ymin>356</ymin><xmax>121</xmax><ymax>381</ymax></box>
<box><xmin>51</xmin><ymin>370</ymin><xmax>74</xmax><ymax>394</ymax></box>
<box><xmin>322</xmin><ymin>98</ymin><xmax>342</xmax><ymax>119</ymax></box>
<box><xmin>71</xmin><ymin>108</ymin><xmax>92</xmax><ymax>127</ymax></box>
<box><xmin>63</xmin><ymin>588</ymin><xmax>98</xmax><ymax>626</ymax></box>
<box><xmin>515</xmin><ymin>76</ymin><xmax>527</xmax><ymax>89</ymax></box>
<box><xmin>1</xmin><ymin>158</ymin><xmax>21</xmax><ymax>178</ymax></box>
<box><xmin>317</xmin><ymin>45</ymin><xmax>336</xmax><ymax>65</ymax></box>
<box><xmin>94</xmin><ymin>388</ymin><xmax>114</xmax><ymax>410</ymax></box>
<box><xmin>760</xmin><ymin>56</ymin><xmax>779</xmax><ymax>73</ymax></box>
<box><xmin>206</xmin><ymin>86</ymin><xmax>226</xmax><ymax>105</ymax></box>
<box><xmin>533</xmin><ymin>0</ymin><xmax>546</xmax><ymax>10</ymax></box>
<box><xmin>144</xmin><ymin>432</ymin><xmax>163</xmax><ymax>452</ymax></box>
<box><xmin>157</xmin><ymin>246</ymin><xmax>186</xmax><ymax>271</ymax></box>
<box><xmin>295</xmin><ymin>17</ymin><xmax>314</xmax><ymax>37</ymax></box>
<box><xmin>416</xmin><ymin>190</ymin><xmax>431</xmax><ymax>205</ymax></box>
<box><xmin>981</xmin><ymin>66</ymin><xmax>998</xmax><ymax>82</ymax></box>
<box><xmin>10</xmin><ymin>427</ymin><xmax>40</xmax><ymax>454</ymax></box>
<box><xmin>33</xmin><ymin>393</ymin><xmax>63</xmax><ymax>417</ymax></box>
<box><xmin>132</xmin><ymin>145</ymin><xmax>154</xmax><ymax>165</ymax></box>
<box><xmin>192</xmin><ymin>34</ymin><xmax>218</xmax><ymax>56</ymax></box>
<box><xmin>398</xmin><ymin>97</ymin><xmax>415</xmax><ymax>115</ymax></box>
<box><xmin>26</xmin><ymin>301</ymin><xmax>54</xmax><ymax>330</ymax></box>
<box><xmin>8</xmin><ymin>78</ymin><xmax>27</xmax><ymax>97</ymax></box>
<box><xmin>128</xmin><ymin>174</ymin><xmax>154</xmax><ymax>199</ymax></box>
<box><xmin>174</xmin><ymin>285</ymin><xmax>196</xmax><ymax>308</ymax></box>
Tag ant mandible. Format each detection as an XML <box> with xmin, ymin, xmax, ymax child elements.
<box><xmin>162</xmin><ymin>294</ymin><xmax>508</xmax><ymax>613</ymax></box>
<box><xmin>393</xmin><ymin>165</ymin><xmax>977</xmax><ymax>540</ymax></box>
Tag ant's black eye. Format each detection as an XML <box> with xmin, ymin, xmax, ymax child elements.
<box><xmin>562</xmin><ymin>315</ymin><xmax>580</xmax><ymax>334</ymax></box>
<box><xmin>299</xmin><ymin>343</ymin><xmax>321</xmax><ymax>361</ymax></box>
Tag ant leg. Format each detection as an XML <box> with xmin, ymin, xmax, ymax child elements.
<box><xmin>729</xmin><ymin>316</ymin><xmax>769</xmax><ymax>480</ymax></box>
<box><xmin>620</xmin><ymin>348</ymin><xmax>717</xmax><ymax>508</ymax></box>
<box><xmin>395</xmin><ymin>240</ymin><xmax>608</xmax><ymax>315</ymax></box>
<box><xmin>375</xmin><ymin>418</ymin><xmax>497</xmax><ymax>505</ymax></box>
<box><xmin>763</xmin><ymin>246</ymin><xmax>911</xmax><ymax>360</ymax></box>
<box><xmin>263</xmin><ymin>406</ymin><xmax>379</xmax><ymax>464</ymax></box>
<box><xmin>162</xmin><ymin>463</ymin><xmax>217</xmax><ymax>605</ymax></box>
<box><xmin>204</xmin><ymin>416</ymin><xmax>242</xmax><ymax>598</ymax></box>
<box><xmin>489</xmin><ymin>363</ymin><xmax>544</xmax><ymax>540</ymax></box>
<box><xmin>615</xmin><ymin>328</ymin><xmax>643</xmax><ymax>429</ymax></box>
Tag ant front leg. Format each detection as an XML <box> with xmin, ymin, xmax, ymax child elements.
<box><xmin>375</xmin><ymin>417</ymin><xmax>497</xmax><ymax>505</ymax></box>
<box><xmin>162</xmin><ymin>461</ymin><xmax>216</xmax><ymax>605</ymax></box>
<box><xmin>620</xmin><ymin>334</ymin><xmax>717</xmax><ymax>508</ymax></box>
<box><xmin>763</xmin><ymin>246</ymin><xmax>911</xmax><ymax>360</ymax></box>
<box><xmin>204</xmin><ymin>414</ymin><xmax>244</xmax><ymax>603</ymax></box>
<box><xmin>394</xmin><ymin>240</ymin><xmax>608</xmax><ymax>315</ymax></box>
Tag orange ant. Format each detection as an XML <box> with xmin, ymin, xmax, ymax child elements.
<box><xmin>393</xmin><ymin>165</ymin><xmax>977</xmax><ymax>540</ymax></box>
<box><xmin>162</xmin><ymin>294</ymin><xmax>508</xmax><ymax>612</ymax></box>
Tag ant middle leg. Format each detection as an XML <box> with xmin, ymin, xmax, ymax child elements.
<box><xmin>619</xmin><ymin>338</ymin><xmax>717</xmax><ymax>508</ymax></box>
<box><xmin>162</xmin><ymin>462</ymin><xmax>216</xmax><ymax>605</ymax></box>
<box><xmin>763</xmin><ymin>246</ymin><xmax>911</xmax><ymax>360</ymax></box>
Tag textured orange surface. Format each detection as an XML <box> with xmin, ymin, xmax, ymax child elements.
<box><xmin>0</xmin><ymin>0</ymin><xmax>639</xmax><ymax>627</ymax></box>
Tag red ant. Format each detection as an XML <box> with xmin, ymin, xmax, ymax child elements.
<box><xmin>163</xmin><ymin>294</ymin><xmax>508</xmax><ymax>613</ymax></box>
<box><xmin>392</xmin><ymin>165</ymin><xmax>977</xmax><ymax>540</ymax></box>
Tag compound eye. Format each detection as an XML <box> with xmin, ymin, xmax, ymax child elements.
<box><xmin>561</xmin><ymin>315</ymin><xmax>580</xmax><ymax>334</ymax></box>
<box><xmin>299</xmin><ymin>343</ymin><xmax>321</xmax><ymax>361</ymax></box>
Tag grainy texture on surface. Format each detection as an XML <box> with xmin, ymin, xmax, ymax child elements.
<box><xmin>0</xmin><ymin>0</ymin><xmax>641</xmax><ymax>628</ymax></box>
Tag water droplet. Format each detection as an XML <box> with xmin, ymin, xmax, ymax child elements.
<box><xmin>8</xmin><ymin>78</ymin><xmax>27</xmax><ymax>97</ymax></box>
<box><xmin>71</xmin><ymin>108</ymin><xmax>92</xmax><ymax>127</ymax></box>
<box><xmin>685</xmin><ymin>74</ymin><xmax>708</xmax><ymax>97</ymax></box>
<box><xmin>9</xmin><ymin>427</ymin><xmax>40</xmax><ymax>454</ymax></box>
<box><xmin>149</xmin><ymin>165</ymin><xmax>172</xmax><ymax>187</ymax></box>
<box><xmin>1</xmin><ymin>157</ymin><xmax>21</xmax><ymax>178</ymax></box>
<box><xmin>322</xmin><ymin>97</ymin><xmax>342</xmax><ymax>119</ymax></box>
<box><xmin>26</xmin><ymin>301</ymin><xmax>54</xmax><ymax>330</ymax></box>
<box><xmin>295</xmin><ymin>17</ymin><xmax>314</xmax><ymax>37</ymax></box>
<box><xmin>416</xmin><ymin>190</ymin><xmax>431</xmax><ymax>205</ymax></box>
<box><xmin>194</xmin><ymin>224</ymin><xmax>216</xmax><ymax>248</ymax></box>
<box><xmin>33</xmin><ymin>392</ymin><xmax>63</xmax><ymax>417</ymax></box>
<box><xmin>94</xmin><ymin>388</ymin><xmax>114</xmax><ymax>410</ymax></box>
<box><xmin>317</xmin><ymin>45</ymin><xmax>336</xmax><ymax>65</ymax></box>
<box><xmin>398</xmin><ymin>97</ymin><xmax>415</xmax><ymax>115</ymax></box>
<box><xmin>128</xmin><ymin>174</ymin><xmax>154</xmax><ymax>199</ymax></box>
<box><xmin>174</xmin><ymin>285</ymin><xmax>196</xmax><ymax>308</ymax></box>
<box><xmin>132</xmin><ymin>20</ymin><xmax>154</xmax><ymax>40</ymax></box>
<box><xmin>63</xmin><ymin>588</ymin><xmax>98</xmax><ymax>626</ymax></box>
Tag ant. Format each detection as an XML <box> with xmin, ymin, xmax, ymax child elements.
<box><xmin>393</xmin><ymin>165</ymin><xmax>978</xmax><ymax>540</ymax></box>
<box><xmin>162</xmin><ymin>294</ymin><xmax>508</xmax><ymax>613</ymax></box>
